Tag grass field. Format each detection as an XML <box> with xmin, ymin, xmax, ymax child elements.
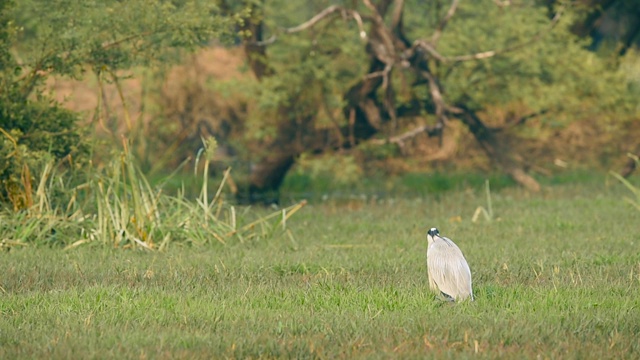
<box><xmin>1</xmin><ymin>179</ymin><xmax>640</xmax><ymax>359</ymax></box>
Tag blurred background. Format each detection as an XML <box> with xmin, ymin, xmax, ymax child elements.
<box><xmin>2</xmin><ymin>0</ymin><xmax>639</xmax><ymax>206</ymax></box>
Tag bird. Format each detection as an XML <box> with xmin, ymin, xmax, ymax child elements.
<box><xmin>426</xmin><ymin>227</ymin><xmax>474</xmax><ymax>302</ymax></box>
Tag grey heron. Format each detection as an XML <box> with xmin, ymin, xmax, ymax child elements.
<box><xmin>426</xmin><ymin>227</ymin><xmax>474</xmax><ymax>302</ymax></box>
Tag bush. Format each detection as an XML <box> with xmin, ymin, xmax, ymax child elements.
<box><xmin>0</xmin><ymin>0</ymin><xmax>84</xmax><ymax>209</ymax></box>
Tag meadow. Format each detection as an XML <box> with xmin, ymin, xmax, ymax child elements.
<box><xmin>1</xmin><ymin>175</ymin><xmax>640</xmax><ymax>359</ymax></box>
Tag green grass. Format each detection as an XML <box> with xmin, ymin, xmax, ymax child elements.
<box><xmin>281</xmin><ymin>171</ymin><xmax>518</xmax><ymax>201</ymax></box>
<box><xmin>280</xmin><ymin>168</ymin><xmax>615</xmax><ymax>202</ymax></box>
<box><xmin>0</xmin><ymin>142</ymin><xmax>306</xmax><ymax>249</ymax></box>
<box><xmin>2</xmin><ymin>181</ymin><xmax>640</xmax><ymax>359</ymax></box>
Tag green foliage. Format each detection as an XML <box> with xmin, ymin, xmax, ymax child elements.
<box><xmin>0</xmin><ymin>0</ymin><xmax>242</xmax><ymax>208</ymax></box>
<box><xmin>0</xmin><ymin>0</ymin><xmax>13</xmax><ymax>67</ymax></box>
<box><xmin>406</xmin><ymin>1</ymin><xmax>638</xmax><ymax>124</ymax></box>
<box><xmin>2</xmin><ymin>183</ymin><xmax>640</xmax><ymax>358</ymax></box>
<box><xmin>359</xmin><ymin>141</ymin><xmax>401</xmax><ymax>160</ymax></box>
<box><xmin>282</xmin><ymin>153</ymin><xmax>364</xmax><ymax>196</ymax></box>
<box><xmin>240</xmin><ymin>0</ymin><xmax>367</xmax><ymax>142</ymax></box>
<box><xmin>4</xmin><ymin>0</ymin><xmax>639</xmax><ymax>203</ymax></box>
<box><xmin>295</xmin><ymin>153</ymin><xmax>363</xmax><ymax>185</ymax></box>
<box><xmin>233</xmin><ymin>0</ymin><xmax>638</xmax><ymax>175</ymax></box>
<box><xmin>12</xmin><ymin>0</ymin><xmax>235</xmax><ymax>76</ymax></box>
<box><xmin>0</xmin><ymin>0</ymin><xmax>84</xmax><ymax>209</ymax></box>
<box><xmin>620</xmin><ymin>48</ymin><xmax>640</xmax><ymax>98</ymax></box>
<box><xmin>282</xmin><ymin>168</ymin><xmax>519</xmax><ymax>201</ymax></box>
<box><xmin>0</xmin><ymin>142</ymin><xmax>306</xmax><ymax>249</ymax></box>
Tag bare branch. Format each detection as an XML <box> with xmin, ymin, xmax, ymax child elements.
<box><xmin>452</xmin><ymin>5</ymin><xmax>564</xmax><ymax>61</ymax></box>
<box><xmin>370</xmin><ymin>124</ymin><xmax>442</xmax><ymax>146</ymax></box>
<box><xmin>286</xmin><ymin>5</ymin><xmax>343</xmax><ymax>33</ymax></box>
<box><xmin>414</xmin><ymin>4</ymin><xmax>565</xmax><ymax>63</ymax></box>
<box><xmin>389</xmin><ymin>0</ymin><xmax>412</xmax><ymax>48</ymax></box>
<box><xmin>351</xmin><ymin>11</ymin><xmax>368</xmax><ymax>40</ymax></box>
<box><xmin>431</xmin><ymin>0</ymin><xmax>460</xmax><ymax>46</ymax></box>
<box><xmin>496</xmin><ymin>109</ymin><xmax>549</xmax><ymax>131</ymax></box>
<box><xmin>363</xmin><ymin>63</ymin><xmax>393</xmax><ymax>85</ymax></box>
<box><xmin>255</xmin><ymin>36</ymin><xmax>277</xmax><ymax>46</ymax></box>
<box><xmin>363</xmin><ymin>69</ymin><xmax>386</xmax><ymax>80</ymax></box>
<box><xmin>362</xmin><ymin>0</ymin><xmax>397</xmax><ymax>61</ymax></box>
<box><xmin>256</xmin><ymin>5</ymin><xmax>367</xmax><ymax>46</ymax></box>
<box><xmin>101</xmin><ymin>30</ymin><xmax>157</xmax><ymax>50</ymax></box>
<box><xmin>362</xmin><ymin>0</ymin><xmax>380</xmax><ymax>15</ymax></box>
<box><xmin>412</xmin><ymin>39</ymin><xmax>447</xmax><ymax>62</ymax></box>
<box><xmin>420</xmin><ymin>70</ymin><xmax>449</xmax><ymax>127</ymax></box>
<box><xmin>390</xmin><ymin>0</ymin><xmax>406</xmax><ymax>30</ymax></box>
<box><xmin>348</xmin><ymin>108</ymin><xmax>356</xmax><ymax>148</ymax></box>
<box><xmin>448</xmin><ymin>50</ymin><xmax>499</xmax><ymax>62</ymax></box>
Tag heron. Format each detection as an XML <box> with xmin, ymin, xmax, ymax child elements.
<box><xmin>426</xmin><ymin>227</ymin><xmax>474</xmax><ymax>302</ymax></box>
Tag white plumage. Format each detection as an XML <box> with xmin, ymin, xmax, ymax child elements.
<box><xmin>426</xmin><ymin>227</ymin><xmax>474</xmax><ymax>301</ymax></box>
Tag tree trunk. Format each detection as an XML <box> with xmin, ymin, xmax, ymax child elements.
<box><xmin>242</xmin><ymin>94</ymin><xmax>381</xmax><ymax>204</ymax></box>
<box><xmin>620</xmin><ymin>150</ymin><xmax>638</xmax><ymax>178</ymax></box>
<box><xmin>239</xmin><ymin>0</ymin><xmax>272</xmax><ymax>79</ymax></box>
<box><xmin>241</xmin><ymin>2</ymin><xmax>393</xmax><ymax>204</ymax></box>
<box><xmin>455</xmin><ymin>105</ymin><xmax>541</xmax><ymax>192</ymax></box>
<box><xmin>236</xmin><ymin>0</ymin><xmax>547</xmax><ymax>203</ymax></box>
<box><xmin>246</xmin><ymin>153</ymin><xmax>295</xmax><ymax>204</ymax></box>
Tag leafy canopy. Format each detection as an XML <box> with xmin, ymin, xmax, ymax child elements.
<box><xmin>1</xmin><ymin>0</ymin><xmax>240</xmax><ymax>208</ymax></box>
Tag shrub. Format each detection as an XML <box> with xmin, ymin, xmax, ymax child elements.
<box><xmin>0</xmin><ymin>26</ymin><xmax>84</xmax><ymax>209</ymax></box>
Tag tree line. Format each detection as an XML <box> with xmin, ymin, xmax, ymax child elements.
<box><xmin>1</xmin><ymin>0</ymin><xmax>638</xmax><ymax>206</ymax></box>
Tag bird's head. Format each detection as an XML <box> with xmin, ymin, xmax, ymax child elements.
<box><xmin>427</xmin><ymin>227</ymin><xmax>439</xmax><ymax>244</ymax></box>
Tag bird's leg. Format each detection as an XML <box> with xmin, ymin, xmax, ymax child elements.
<box><xmin>440</xmin><ymin>292</ymin><xmax>455</xmax><ymax>302</ymax></box>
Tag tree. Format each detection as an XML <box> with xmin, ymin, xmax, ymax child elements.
<box><xmin>232</xmin><ymin>0</ymin><xmax>635</xmax><ymax>202</ymax></box>
<box><xmin>560</xmin><ymin>0</ymin><xmax>640</xmax><ymax>177</ymax></box>
<box><xmin>0</xmin><ymin>0</ymin><xmax>84</xmax><ymax>209</ymax></box>
<box><xmin>1</xmin><ymin>0</ymin><xmax>237</xmax><ymax>208</ymax></box>
<box><xmin>7</xmin><ymin>0</ymin><xmax>636</xmax><ymax>207</ymax></box>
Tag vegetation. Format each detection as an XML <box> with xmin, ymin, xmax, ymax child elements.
<box><xmin>1</xmin><ymin>1</ymin><xmax>640</xmax><ymax>356</ymax></box>
<box><xmin>0</xmin><ymin>136</ymin><xmax>306</xmax><ymax>250</ymax></box>
<box><xmin>221</xmin><ymin>0</ymin><xmax>640</xmax><ymax>200</ymax></box>
<box><xmin>2</xmin><ymin>0</ymin><xmax>639</xmax><ymax>205</ymax></box>
<box><xmin>0</xmin><ymin>0</ymin><xmax>239</xmax><ymax>207</ymax></box>
<box><xmin>2</xmin><ymin>181</ymin><xmax>640</xmax><ymax>359</ymax></box>
<box><xmin>0</xmin><ymin>0</ymin><xmax>84</xmax><ymax>209</ymax></box>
